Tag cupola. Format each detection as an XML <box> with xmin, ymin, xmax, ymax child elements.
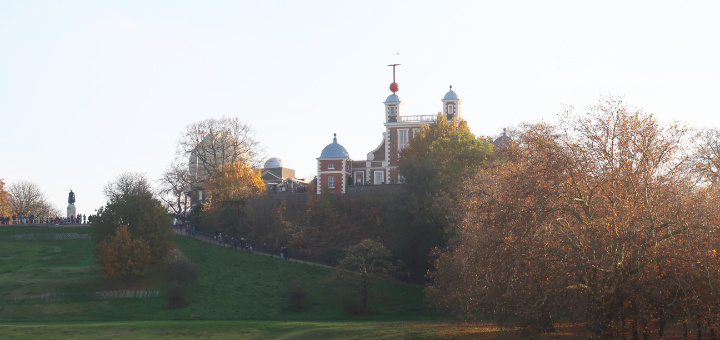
<box><xmin>442</xmin><ymin>85</ymin><xmax>461</xmax><ymax>120</ymax></box>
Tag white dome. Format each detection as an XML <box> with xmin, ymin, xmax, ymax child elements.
<box><xmin>264</xmin><ymin>157</ymin><xmax>284</xmax><ymax>168</ymax></box>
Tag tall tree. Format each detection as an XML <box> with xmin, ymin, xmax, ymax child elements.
<box><xmin>103</xmin><ymin>171</ymin><xmax>153</xmax><ymax>203</ymax></box>
<box><xmin>200</xmin><ymin>161</ymin><xmax>265</xmax><ymax>235</ymax></box>
<box><xmin>428</xmin><ymin>97</ymin><xmax>720</xmax><ymax>337</ymax></box>
<box><xmin>333</xmin><ymin>239</ymin><xmax>395</xmax><ymax>312</ymax></box>
<box><xmin>399</xmin><ymin>114</ymin><xmax>493</xmax><ymax>194</ymax></box>
<box><xmin>7</xmin><ymin>181</ymin><xmax>59</xmax><ymax>217</ymax></box>
<box><xmin>177</xmin><ymin>117</ymin><xmax>265</xmax><ymax>181</ymax></box>
<box><xmin>93</xmin><ymin>192</ymin><xmax>174</xmax><ymax>265</ymax></box>
<box><xmin>693</xmin><ymin>127</ymin><xmax>720</xmax><ymax>186</ymax></box>
<box><xmin>157</xmin><ymin>160</ymin><xmax>192</xmax><ymax>215</ymax></box>
<box><xmin>392</xmin><ymin>114</ymin><xmax>493</xmax><ymax>280</ymax></box>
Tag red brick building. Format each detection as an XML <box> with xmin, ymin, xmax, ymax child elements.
<box><xmin>317</xmin><ymin>77</ymin><xmax>462</xmax><ymax>194</ymax></box>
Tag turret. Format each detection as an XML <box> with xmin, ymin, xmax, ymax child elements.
<box><xmin>442</xmin><ymin>85</ymin><xmax>461</xmax><ymax>121</ymax></box>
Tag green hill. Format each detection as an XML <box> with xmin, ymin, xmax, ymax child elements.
<box><xmin>0</xmin><ymin>226</ymin><xmax>437</xmax><ymax>322</ymax></box>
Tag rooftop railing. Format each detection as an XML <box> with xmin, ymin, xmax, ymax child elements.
<box><xmin>397</xmin><ymin>115</ymin><xmax>437</xmax><ymax>123</ymax></box>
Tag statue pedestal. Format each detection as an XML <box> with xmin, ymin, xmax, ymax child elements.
<box><xmin>67</xmin><ymin>204</ymin><xmax>76</xmax><ymax>219</ymax></box>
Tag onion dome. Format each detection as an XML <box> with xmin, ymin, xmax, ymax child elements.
<box><xmin>443</xmin><ymin>85</ymin><xmax>458</xmax><ymax>100</ymax></box>
<box><xmin>319</xmin><ymin>133</ymin><xmax>349</xmax><ymax>159</ymax></box>
<box><xmin>264</xmin><ymin>157</ymin><xmax>284</xmax><ymax>168</ymax></box>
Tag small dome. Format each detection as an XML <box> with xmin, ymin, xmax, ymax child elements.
<box><xmin>264</xmin><ymin>157</ymin><xmax>284</xmax><ymax>168</ymax></box>
<box><xmin>494</xmin><ymin>129</ymin><xmax>514</xmax><ymax>150</ymax></box>
<box><xmin>385</xmin><ymin>94</ymin><xmax>400</xmax><ymax>103</ymax></box>
<box><xmin>319</xmin><ymin>134</ymin><xmax>349</xmax><ymax>159</ymax></box>
<box><xmin>443</xmin><ymin>85</ymin><xmax>458</xmax><ymax>100</ymax></box>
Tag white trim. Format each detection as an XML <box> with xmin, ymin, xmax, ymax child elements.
<box><xmin>373</xmin><ymin>170</ymin><xmax>384</xmax><ymax>185</ymax></box>
<box><xmin>353</xmin><ymin>171</ymin><xmax>364</xmax><ymax>185</ymax></box>
<box><xmin>398</xmin><ymin>129</ymin><xmax>409</xmax><ymax>150</ymax></box>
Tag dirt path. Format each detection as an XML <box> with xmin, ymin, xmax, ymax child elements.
<box><xmin>172</xmin><ymin>228</ymin><xmax>333</xmax><ymax>269</ymax></box>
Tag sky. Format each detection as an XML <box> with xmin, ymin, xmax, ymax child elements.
<box><xmin>1</xmin><ymin>0</ymin><xmax>719</xmax><ymax>215</ymax></box>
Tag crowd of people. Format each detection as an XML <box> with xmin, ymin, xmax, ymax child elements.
<box><xmin>0</xmin><ymin>214</ymin><xmax>92</xmax><ymax>225</ymax></box>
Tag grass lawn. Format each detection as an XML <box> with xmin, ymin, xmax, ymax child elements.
<box><xmin>1</xmin><ymin>225</ymin><xmax>705</xmax><ymax>338</ymax></box>
<box><xmin>0</xmin><ymin>320</ymin><xmax>521</xmax><ymax>339</ymax></box>
<box><xmin>0</xmin><ymin>225</ymin><xmax>438</xmax><ymax>323</ymax></box>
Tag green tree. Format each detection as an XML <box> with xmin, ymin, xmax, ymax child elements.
<box><xmin>333</xmin><ymin>239</ymin><xmax>395</xmax><ymax>312</ymax></box>
<box><xmin>93</xmin><ymin>192</ymin><xmax>174</xmax><ymax>265</ymax></box>
<box><xmin>95</xmin><ymin>225</ymin><xmax>151</xmax><ymax>283</ymax></box>
<box><xmin>103</xmin><ymin>171</ymin><xmax>153</xmax><ymax>203</ymax></box>
<box><xmin>391</xmin><ymin>114</ymin><xmax>493</xmax><ymax>281</ymax></box>
<box><xmin>400</xmin><ymin>114</ymin><xmax>494</xmax><ymax>194</ymax></box>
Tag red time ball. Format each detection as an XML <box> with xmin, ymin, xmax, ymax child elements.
<box><xmin>389</xmin><ymin>82</ymin><xmax>399</xmax><ymax>93</ymax></box>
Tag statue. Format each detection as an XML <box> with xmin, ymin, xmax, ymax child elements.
<box><xmin>67</xmin><ymin>190</ymin><xmax>77</xmax><ymax>220</ymax></box>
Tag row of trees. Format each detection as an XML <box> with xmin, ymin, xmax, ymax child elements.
<box><xmin>428</xmin><ymin>97</ymin><xmax>720</xmax><ymax>337</ymax></box>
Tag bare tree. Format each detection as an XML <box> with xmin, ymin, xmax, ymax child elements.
<box><xmin>693</xmin><ymin>127</ymin><xmax>720</xmax><ymax>185</ymax></box>
<box><xmin>8</xmin><ymin>181</ymin><xmax>60</xmax><ymax>217</ymax></box>
<box><xmin>176</xmin><ymin>117</ymin><xmax>264</xmax><ymax>182</ymax></box>
<box><xmin>157</xmin><ymin>160</ymin><xmax>191</xmax><ymax>215</ymax></box>
<box><xmin>103</xmin><ymin>171</ymin><xmax>153</xmax><ymax>203</ymax></box>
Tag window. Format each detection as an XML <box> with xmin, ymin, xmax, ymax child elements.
<box><xmin>373</xmin><ymin>171</ymin><xmax>384</xmax><ymax>185</ymax></box>
<box><xmin>354</xmin><ymin>171</ymin><xmax>364</xmax><ymax>185</ymax></box>
<box><xmin>388</xmin><ymin>105</ymin><xmax>397</xmax><ymax>116</ymax></box>
<box><xmin>398</xmin><ymin>129</ymin><xmax>409</xmax><ymax>150</ymax></box>
<box><xmin>413</xmin><ymin>128</ymin><xmax>420</xmax><ymax>138</ymax></box>
<box><xmin>328</xmin><ymin>176</ymin><xmax>335</xmax><ymax>188</ymax></box>
<box><xmin>446</xmin><ymin>103</ymin><xmax>455</xmax><ymax>115</ymax></box>
<box><xmin>328</xmin><ymin>163</ymin><xmax>335</xmax><ymax>169</ymax></box>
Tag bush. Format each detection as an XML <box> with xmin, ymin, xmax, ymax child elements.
<box><xmin>165</xmin><ymin>286</ymin><xmax>188</xmax><ymax>309</ymax></box>
<box><xmin>93</xmin><ymin>192</ymin><xmax>174</xmax><ymax>265</ymax></box>
<box><xmin>164</xmin><ymin>252</ymin><xmax>199</xmax><ymax>286</ymax></box>
<box><xmin>95</xmin><ymin>225</ymin><xmax>151</xmax><ymax>284</ymax></box>
<box><xmin>163</xmin><ymin>248</ymin><xmax>198</xmax><ymax>308</ymax></box>
<box><xmin>286</xmin><ymin>280</ymin><xmax>309</xmax><ymax>310</ymax></box>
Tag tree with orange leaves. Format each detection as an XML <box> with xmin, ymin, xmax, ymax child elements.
<box><xmin>428</xmin><ymin>97</ymin><xmax>720</xmax><ymax>338</ymax></box>
<box><xmin>201</xmin><ymin>161</ymin><xmax>265</xmax><ymax>235</ymax></box>
<box><xmin>96</xmin><ymin>225</ymin><xmax>151</xmax><ymax>284</ymax></box>
<box><xmin>204</xmin><ymin>161</ymin><xmax>264</xmax><ymax>209</ymax></box>
<box><xmin>0</xmin><ymin>179</ymin><xmax>10</xmax><ymax>216</ymax></box>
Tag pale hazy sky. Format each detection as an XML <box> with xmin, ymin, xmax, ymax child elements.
<box><xmin>2</xmin><ymin>1</ymin><xmax>719</xmax><ymax>214</ymax></box>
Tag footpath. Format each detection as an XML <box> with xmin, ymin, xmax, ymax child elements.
<box><xmin>172</xmin><ymin>227</ymin><xmax>333</xmax><ymax>269</ymax></box>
